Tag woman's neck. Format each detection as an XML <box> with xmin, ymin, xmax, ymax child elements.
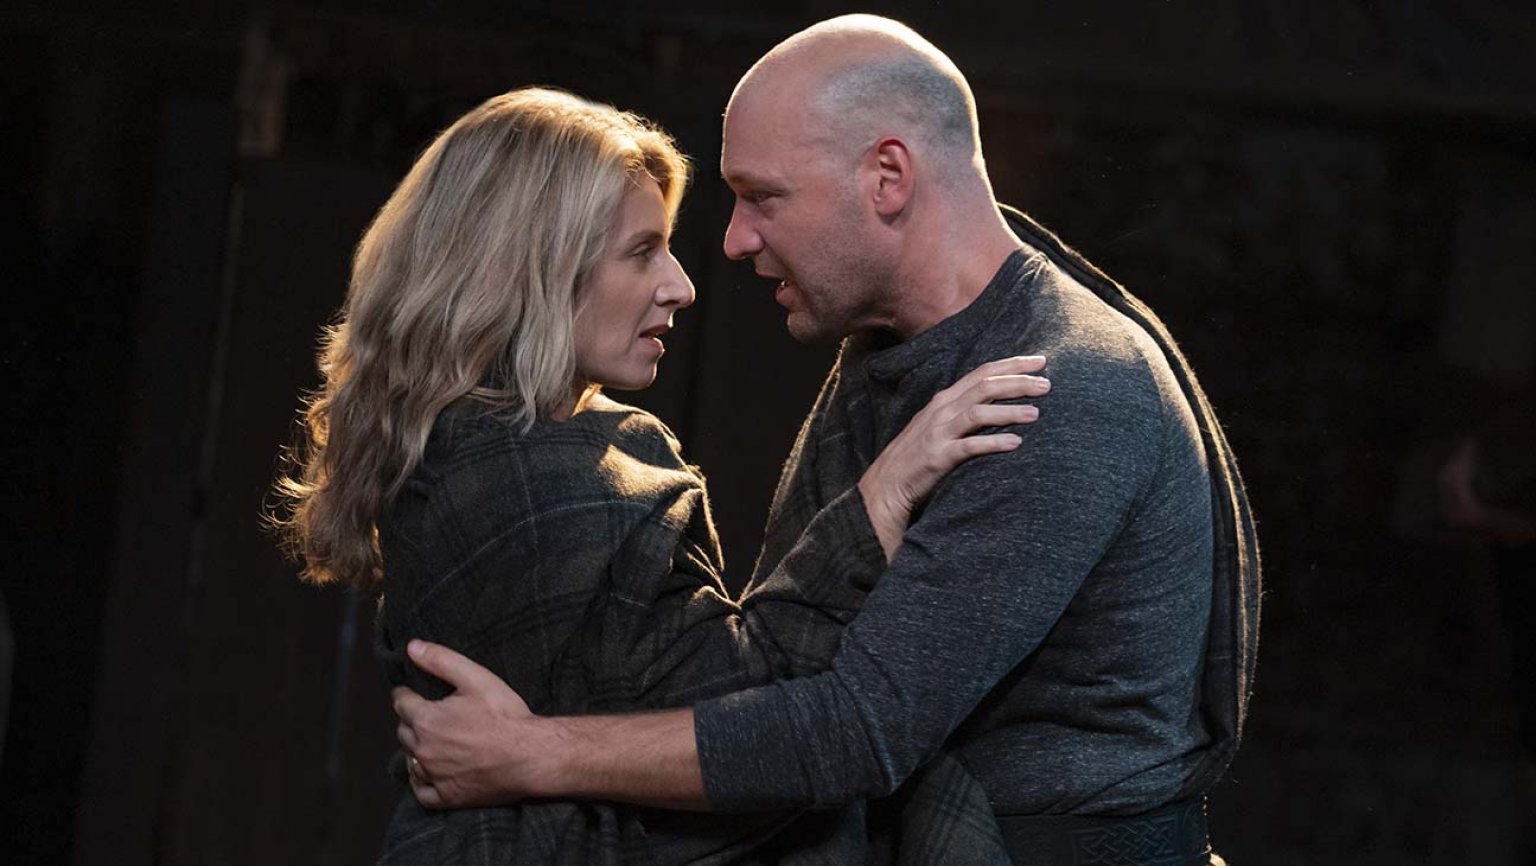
<box><xmin>552</xmin><ymin>383</ymin><xmax>601</xmax><ymax>421</ymax></box>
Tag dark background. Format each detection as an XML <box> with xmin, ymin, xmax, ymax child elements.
<box><xmin>3</xmin><ymin>1</ymin><xmax>1533</xmax><ymax>863</ymax></box>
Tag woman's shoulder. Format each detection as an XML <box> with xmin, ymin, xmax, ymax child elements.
<box><xmin>419</xmin><ymin>394</ymin><xmax>691</xmax><ymax>492</ymax></box>
<box><xmin>418</xmin><ymin>400</ymin><xmax>534</xmax><ymax>473</ymax></box>
<box><xmin>571</xmin><ymin>394</ymin><xmax>698</xmax><ymax>487</ymax></box>
<box><xmin>579</xmin><ymin>393</ymin><xmax>684</xmax><ymax>451</ymax></box>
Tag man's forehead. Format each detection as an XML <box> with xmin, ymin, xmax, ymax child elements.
<box><xmin>721</xmin><ymin>94</ymin><xmax>814</xmax><ymax>177</ymax></box>
<box><xmin>720</xmin><ymin>114</ymin><xmax>778</xmax><ymax>179</ymax></box>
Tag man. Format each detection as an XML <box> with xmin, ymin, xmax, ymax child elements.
<box><xmin>395</xmin><ymin>14</ymin><xmax>1258</xmax><ymax>865</ymax></box>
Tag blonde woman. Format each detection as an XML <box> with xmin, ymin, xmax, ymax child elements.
<box><xmin>274</xmin><ymin>87</ymin><xmax>1047</xmax><ymax>864</ymax></box>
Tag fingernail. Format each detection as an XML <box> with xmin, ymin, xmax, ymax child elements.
<box><xmin>408</xmin><ymin>640</ymin><xmax>425</xmax><ymax>659</ymax></box>
<box><xmin>1007</xmin><ymin>434</ymin><xmax>1024</xmax><ymax>445</ymax></box>
<box><xmin>1023</xmin><ymin>405</ymin><xmax>1040</xmax><ymax>419</ymax></box>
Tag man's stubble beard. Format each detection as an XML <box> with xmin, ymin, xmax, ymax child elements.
<box><xmin>786</xmin><ymin>207</ymin><xmax>886</xmax><ymax>345</ymax></box>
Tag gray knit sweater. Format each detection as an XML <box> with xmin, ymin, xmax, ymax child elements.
<box><xmin>697</xmin><ymin>247</ymin><xmax>1222</xmax><ymax>817</ymax></box>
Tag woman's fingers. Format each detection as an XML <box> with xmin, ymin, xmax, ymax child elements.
<box><xmin>922</xmin><ymin>406</ymin><xmax>1036</xmax><ymax>475</ymax></box>
<box><xmin>934</xmin><ymin>359</ymin><xmax>1050</xmax><ymax>416</ymax></box>
<box><xmin>967</xmin><ymin>354</ymin><xmax>1047</xmax><ymax>379</ymax></box>
<box><xmin>920</xmin><ymin>357</ymin><xmax>1051</xmax><ymax>454</ymax></box>
<box><xmin>948</xmin><ymin>432</ymin><xmax>1025</xmax><ymax>460</ymax></box>
<box><xmin>941</xmin><ymin>355</ymin><xmax>1047</xmax><ymax>398</ymax></box>
<box><xmin>947</xmin><ymin>402</ymin><xmax>1040</xmax><ymax>436</ymax></box>
<box><xmin>930</xmin><ymin>374</ymin><xmax>1047</xmax><ymax>442</ymax></box>
<box><xmin>960</xmin><ymin>372</ymin><xmax>1051</xmax><ymax>405</ymax></box>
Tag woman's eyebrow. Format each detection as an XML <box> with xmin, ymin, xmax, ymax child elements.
<box><xmin>616</xmin><ymin>228</ymin><xmax>664</xmax><ymax>249</ymax></box>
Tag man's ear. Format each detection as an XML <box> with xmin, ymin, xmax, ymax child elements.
<box><xmin>868</xmin><ymin>137</ymin><xmax>914</xmax><ymax>217</ymax></box>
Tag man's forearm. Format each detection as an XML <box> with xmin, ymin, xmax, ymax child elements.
<box><xmin>537</xmin><ymin>707</ymin><xmax>710</xmax><ymax>810</ymax></box>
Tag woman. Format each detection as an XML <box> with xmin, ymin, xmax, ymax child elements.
<box><xmin>273</xmin><ymin>87</ymin><xmax>1046</xmax><ymax>864</ymax></box>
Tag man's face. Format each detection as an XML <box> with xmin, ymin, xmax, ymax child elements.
<box><xmin>720</xmin><ymin>96</ymin><xmax>882</xmax><ymax>344</ymax></box>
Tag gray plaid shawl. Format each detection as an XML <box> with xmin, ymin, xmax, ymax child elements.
<box><xmin>374</xmin><ymin>394</ymin><xmax>1009</xmax><ymax>865</ymax></box>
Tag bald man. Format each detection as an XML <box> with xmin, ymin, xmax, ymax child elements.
<box><xmin>395</xmin><ymin>15</ymin><xmax>1258</xmax><ymax>865</ymax></box>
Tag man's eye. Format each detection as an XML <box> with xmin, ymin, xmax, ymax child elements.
<box><xmin>745</xmin><ymin>191</ymin><xmax>774</xmax><ymax>205</ymax></box>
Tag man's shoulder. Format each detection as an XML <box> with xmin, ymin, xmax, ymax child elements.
<box><xmin>998</xmin><ymin>255</ymin><xmax>1172</xmax><ymax>397</ymax></box>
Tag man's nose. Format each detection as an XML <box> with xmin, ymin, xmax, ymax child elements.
<box><xmin>722</xmin><ymin>200</ymin><xmax>761</xmax><ymax>261</ymax></box>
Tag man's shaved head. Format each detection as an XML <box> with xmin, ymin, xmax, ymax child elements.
<box><xmin>719</xmin><ymin>15</ymin><xmax>1014</xmax><ymax>343</ymax></box>
<box><xmin>728</xmin><ymin>14</ymin><xmax>982</xmax><ymax>176</ymax></box>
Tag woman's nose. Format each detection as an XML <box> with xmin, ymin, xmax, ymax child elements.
<box><xmin>658</xmin><ymin>252</ymin><xmax>695</xmax><ymax>309</ymax></box>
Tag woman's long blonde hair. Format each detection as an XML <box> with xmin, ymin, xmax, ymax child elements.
<box><xmin>272</xmin><ymin>87</ymin><xmax>689</xmax><ymax>588</ymax></box>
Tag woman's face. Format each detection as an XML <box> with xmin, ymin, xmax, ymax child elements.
<box><xmin>573</xmin><ymin>178</ymin><xmax>695</xmax><ymax>391</ymax></box>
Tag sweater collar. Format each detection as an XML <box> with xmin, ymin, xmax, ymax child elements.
<box><xmin>862</xmin><ymin>248</ymin><xmax>1032</xmax><ymax>383</ymax></box>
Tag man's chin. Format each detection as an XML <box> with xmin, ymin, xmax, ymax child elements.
<box><xmin>785</xmin><ymin>311</ymin><xmax>839</xmax><ymax>345</ymax></box>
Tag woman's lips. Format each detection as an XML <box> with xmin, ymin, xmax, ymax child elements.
<box><xmin>639</xmin><ymin>324</ymin><xmax>670</xmax><ymax>352</ymax></box>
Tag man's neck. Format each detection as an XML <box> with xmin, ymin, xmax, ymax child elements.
<box><xmin>884</xmin><ymin>205</ymin><xmax>1023</xmax><ymax>341</ymax></box>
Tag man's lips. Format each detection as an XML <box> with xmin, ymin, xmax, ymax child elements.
<box><xmin>755</xmin><ymin>265</ymin><xmax>795</xmax><ymax>309</ymax></box>
<box><xmin>773</xmin><ymin>279</ymin><xmax>796</xmax><ymax>308</ymax></box>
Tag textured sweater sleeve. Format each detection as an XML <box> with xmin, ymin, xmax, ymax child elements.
<box><xmin>695</xmin><ymin>349</ymin><xmax>1169</xmax><ymax>810</ymax></box>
